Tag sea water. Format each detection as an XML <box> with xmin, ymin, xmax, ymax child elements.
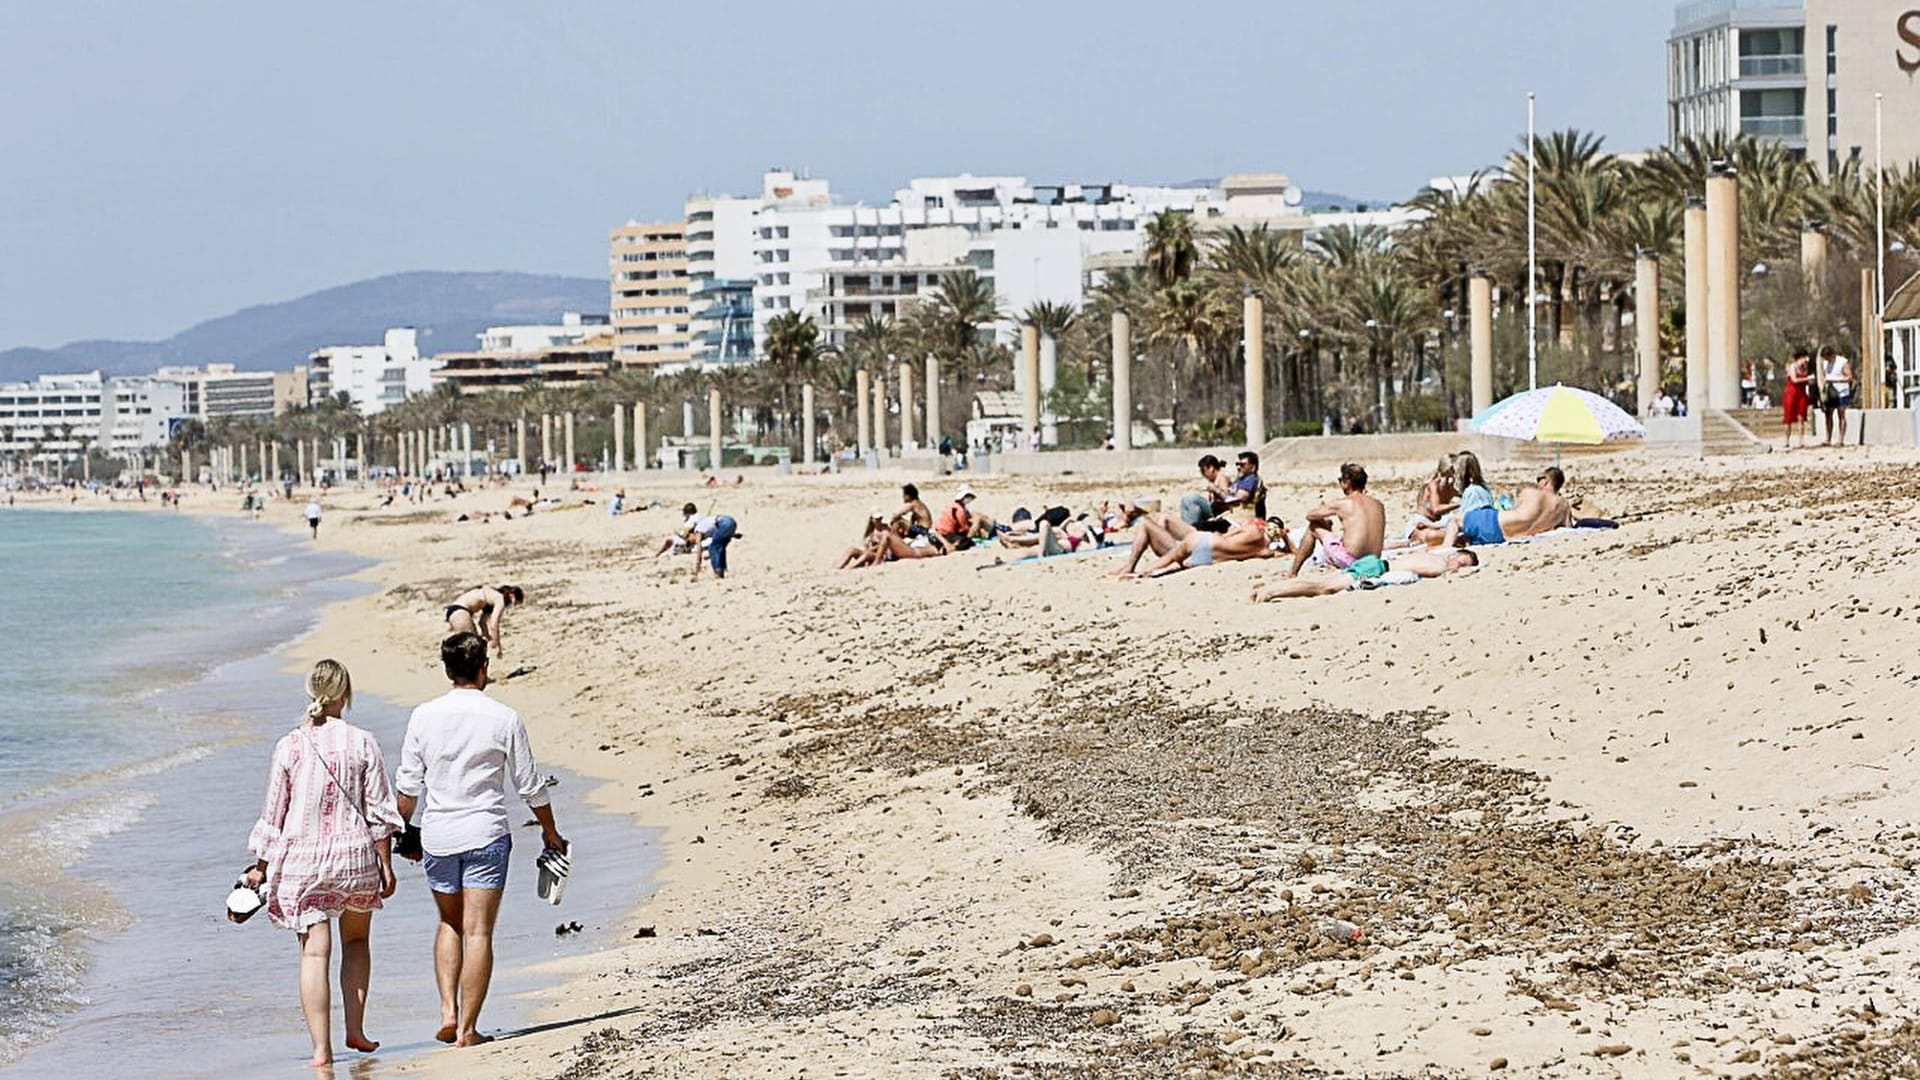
<box><xmin>0</xmin><ymin>509</ymin><xmax>655</xmax><ymax>1077</ymax></box>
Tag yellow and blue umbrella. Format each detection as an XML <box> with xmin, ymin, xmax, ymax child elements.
<box><xmin>1468</xmin><ymin>384</ymin><xmax>1645</xmax><ymax>446</ymax></box>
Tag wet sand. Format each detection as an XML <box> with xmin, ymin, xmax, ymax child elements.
<box><xmin>36</xmin><ymin>445</ymin><xmax>1920</xmax><ymax>1077</ymax></box>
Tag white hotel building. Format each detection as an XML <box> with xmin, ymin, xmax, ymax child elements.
<box><xmin>0</xmin><ymin>372</ymin><xmax>186</xmax><ymax>470</ymax></box>
<box><xmin>307</xmin><ymin>328</ymin><xmax>440</xmax><ymax>415</ymax></box>
<box><xmin>744</xmin><ymin>170</ymin><xmax>1213</xmax><ymax>352</ymax></box>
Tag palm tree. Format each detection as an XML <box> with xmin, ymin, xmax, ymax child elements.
<box><xmin>1144</xmin><ymin>209</ymin><xmax>1198</xmax><ymax>289</ymax></box>
<box><xmin>763</xmin><ymin>311</ymin><xmax>822</xmax><ymax>445</ymax></box>
<box><xmin>922</xmin><ymin>271</ymin><xmax>1002</xmax><ymax>424</ymax></box>
<box><xmin>1204</xmin><ymin>224</ymin><xmax>1295</xmax><ymax>292</ymax></box>
<box><xmin>1020</xmin><ymin>300</ymin><xmax>1077</xmax><ymax>341</ymax></box>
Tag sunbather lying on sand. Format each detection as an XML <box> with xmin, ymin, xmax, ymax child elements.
<box><xmin>1117</xmin><ymin>516</ymin><xmax>1279</xmax><ymax>578</ymax></box>
<box><xmin>999</xmin><ymin>516</ymin><xmax>1103</xmax><ymax>556</ymax></box>
<box><xmin>1496</xmin><ymin>467</ymin><xmax>1572</xmax><ymax>537</ymax></box>
<box><xmin>1252</xmin><ymin>548</ymin><xmax>1476</xmax><ymax>602</ymax></box>
<box><xmin>1406</xmin><ymin>465</ymin><xmax>1572</xmax><ymax>547</ymax></box>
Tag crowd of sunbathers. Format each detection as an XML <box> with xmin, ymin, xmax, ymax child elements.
<box><xmin>833</xmin><ymin>449</ymin><xmax>1618</xmax><ymax>602</ymax></box>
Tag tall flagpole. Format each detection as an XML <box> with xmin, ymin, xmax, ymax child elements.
<box><xmin>1527</xmin><ymin>91</ymin><xmax>1538</xmax><ymax>391</ymax></box>
<box><xmin>1876</xmin><ymin>92</ymin><xmax>1887</xmax><ymax>319</ymax></box>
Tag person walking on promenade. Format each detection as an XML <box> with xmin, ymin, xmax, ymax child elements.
<box><xmin>244</xmin><ymin>659</ymin><xmax>403</xmax><ymax>1067</ymax></box>
<box><xmin>395</xmin><ymin>632</ymin><xmax>565</xmax><ymax>1048</ymax></box>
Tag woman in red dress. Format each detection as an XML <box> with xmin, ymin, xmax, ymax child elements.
<box><xmin>1781</xmin><ymin>347</ymin><xmax>1813</xmax><ymax>449</ymax></box>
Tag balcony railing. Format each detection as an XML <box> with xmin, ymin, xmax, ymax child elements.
<box><xmin>1740</xmin><ymin>115</ymin><xmax>1805</xmax><ymax>137</ymax></box>
<box><xmin>1739</xmin><ymin>54</ymin><xmax>1803</xmax><ymax>77</ymax></box>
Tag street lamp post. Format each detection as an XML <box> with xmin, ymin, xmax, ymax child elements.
<box><xmin>1527</xmin><ymin>90</ymin><xmax>1539</xmax><ymax>392</ymax></box>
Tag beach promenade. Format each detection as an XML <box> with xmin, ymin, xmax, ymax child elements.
<box><xmin>28</xmin><ymin>447</ymin><xmax>1920</xmax><ymax>1077</ymax></box>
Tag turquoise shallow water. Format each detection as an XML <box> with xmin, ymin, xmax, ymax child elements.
<box><xmin>0</xmin><ymin>509</ymin><xmax>313</xmax><ymax>1063</ymax></box>
<box><xmin>0</xmin><ymin>509</ymin><xmax>656</xmax><ymax>1077</ymax></box>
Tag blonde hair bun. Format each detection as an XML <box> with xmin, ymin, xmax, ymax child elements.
<box><xmin>305</xmin><ymin>659</ymin><xmax>353</xmax><ymax>721</ymax></box>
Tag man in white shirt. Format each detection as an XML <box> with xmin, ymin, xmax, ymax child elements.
<box><xmin>304</xmin><ymin>499</ymin><xmax>322</xmax><ymax>539</ymax></box>
<box><xmin>395</xmin><ymin>632</ymin><xmax>565</xmax><ymax>1048</ymax></box>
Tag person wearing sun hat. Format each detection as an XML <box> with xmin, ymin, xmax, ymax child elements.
<box><xmin>935</xmin><ymin>485</ymin><xmax>978</xmax><ymax>550</ymax></box>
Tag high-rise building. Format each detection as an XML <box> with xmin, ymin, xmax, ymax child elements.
<box><xmin>609</xmin><ymin>221</ymin><xmax>694</xmax><ymax>367</ymax></box>
<box><xmin>1668</xmin><ymin>0</ymin><xmax>1920</xmax><ymax>175</ymax></box>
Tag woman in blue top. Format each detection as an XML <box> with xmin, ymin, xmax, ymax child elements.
<box><xmin>1452</xmin><ymin>451</ymin><xmax>1503</xmax><ymax>545</ymax></box>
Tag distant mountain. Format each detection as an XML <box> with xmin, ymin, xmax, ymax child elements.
<box><xmin>1298</xmin><ymin>190</ymin><xmax>1383</xmax><ymax>212</ymax></box>
<box><xmin>1162</xmin><ymin>179</ymin><xmax>1388</xmax><ymax>214</ymax></box>
<box><xmin>0</xmin><ymin>271</ymin><xmax>608</xmax><ymax>383</ymax></box>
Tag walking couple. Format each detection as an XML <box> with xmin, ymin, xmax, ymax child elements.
<box><xmin>242</xmin><ymin>632</ymin><xmax>565</xmax><ymax>1067</ymax></box>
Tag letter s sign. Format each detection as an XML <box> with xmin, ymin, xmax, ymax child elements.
<box><xmin>1900</xmin><ymin>10</ymin><xmax>1920</xmax><ymax>75</ymax></box>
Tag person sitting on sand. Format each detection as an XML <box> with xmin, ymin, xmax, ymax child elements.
<box><xmin>1252</xmin><ymin>548</ymin><xmax>1478</xmax><ymax>602</ymax></box>
<box><xmin>1444</xmin><ymin>450</ymin><xmax>1503</xmax><ymax>546</ymax></box>
<box><xmin>1495</xmin><ymin>467</ymin><xmax>1572</xmax><ymax>538</ymax></box>
<box><xmin>935</xmin><ymin>486</ymin><xmax>981</xmax><ymax>550</ymax></box>
<box><xmin>1118</xmin><ymin>515</ymin><xmax>1279</xmax><ymax>578</ymax></box>
<box><xmin>837</xmin><ymin>511</ymin><xmax>893</xmax><ymax>569</ymax></box>
<box><xmin>1285</xmin><ymin>463</ymin><xmax>1386</xmax><ymax>580</ymax></box>
<box><xmin>649</xmin><ymin>503</ymin><xmax>704</xmax><ymax>559</ymax></box>
<box><xmin>444</xmin><ymin>585</ymin><xmax>525</xmax><ymax>656</ymax></box>
<box><xmin>608</xmin><ymin>489</ymin><xmax>625</xmax><ymax>517</ymax></box>
<box><xmin>860</xmin><ymin>517</ymin><xmax>947</xmax><ymax>566</ymax></box>
<box><xmin>1402</xmin><ymin>456</ymin><xmax>1460</xmax><ymax>537</ymax></box>
<box><xmin>1180</xmin><ymin>455</ymin><xmax>1233</xmax><ymax>525</ymax></box>
<box><xmin>900</xmin><ymin>483</ymin><xmax>934</xmax><ymax>535</ymax></box>
<box><xmin>1222</xmin><ymin>451</ymin><xmax>1267</xmax><ymax>520</ymax></box>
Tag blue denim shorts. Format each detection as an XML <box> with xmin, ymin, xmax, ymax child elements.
<box><xmin>423</xmin><ymin>833</ymin><xmax>511</xmax><ymax>894</ymax></box>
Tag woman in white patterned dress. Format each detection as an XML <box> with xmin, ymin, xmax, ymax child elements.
<box><xmin>245</xmin><ymin>659</ymin><xmax>404</xmax><ymax>1067</ymax></box>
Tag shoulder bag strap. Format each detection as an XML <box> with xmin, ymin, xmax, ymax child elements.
<box><xmin>299</xmin><ymin>726</ymin><xmax>371</xmax><ymax>827</ymax></box>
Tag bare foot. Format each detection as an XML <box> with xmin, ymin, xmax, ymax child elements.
<box><xmin>345</xmin><ymin>1034</ymin><xmax>380</xmax><ymax>1053</ymax></box>
<box><xmin>455</xmin><ymin>1032</ymin><xmax>494</xmax><ymax>1048</ymax></box>
<box><xmin>434</xmin><ymin>1022</ymin><xmax>457</xmax><ymax>1044</ymax></box>
<box><xmin>310</xmin><ymin>1048</ymin><xmax>333</xmax><ymax>1067</ymax></box>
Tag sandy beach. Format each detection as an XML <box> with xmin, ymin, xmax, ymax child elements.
<box><xmin>40</xmin><ymin>446</ymin><xmax>1920</xmax><ymax>1078</ymax></box>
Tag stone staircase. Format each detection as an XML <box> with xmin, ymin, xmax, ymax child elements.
<box><xmin>1701</xmin><ymin>409</ymin><xmax>1772</xmax><ymax>456</ymax></box>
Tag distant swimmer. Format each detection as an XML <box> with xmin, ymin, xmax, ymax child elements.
<box><xmin>443</xmin><ymin>585</ymin><xmax>526</xmax><ymax>656</ymax></box>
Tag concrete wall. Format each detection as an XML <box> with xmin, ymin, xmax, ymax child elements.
<box><xmin>1818</xmin><ymin>407</ymin><xmax>1917</xmax><ymax>446</ymax></box>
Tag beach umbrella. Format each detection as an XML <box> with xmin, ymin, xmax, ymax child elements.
<box><xmin>1468</xmin><ymin>384</ymin><xmax>1645</xmax><ymax>446</ymax></box>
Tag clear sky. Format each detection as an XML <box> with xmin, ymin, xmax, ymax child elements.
<box><xmin>0</xmin><ymin>0</ymin><xmax>1673</xmax><ymax>347</ymax></box>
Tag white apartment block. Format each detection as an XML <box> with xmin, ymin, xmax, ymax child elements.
<box><xmin>685</xmin><ymin>193</ymin><xmax>762</xmax><ymax>283</ymax></box>
<box><xmin>747</xmin><ymin>169</ymin><xmax>1214</xmax><ymax>354</ymax></box>
<box><xmin>478</xmin><ymin>312</ymin><xmax>606</xmax><ymax>353</ymax></box>
<box><xmin>0</xmin><ymin>371</ymin><xmax>186</xmax><ymax>467</ymax></box>
<box><xmin>1669</xmin><ymin>0</ymin><xmax>1920</xmax><ymax>176</ymax></box>
<box><xmin>308</xmin><ymin>328</ymin><xmax>437</xmax><ymax>415</ymax></box>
